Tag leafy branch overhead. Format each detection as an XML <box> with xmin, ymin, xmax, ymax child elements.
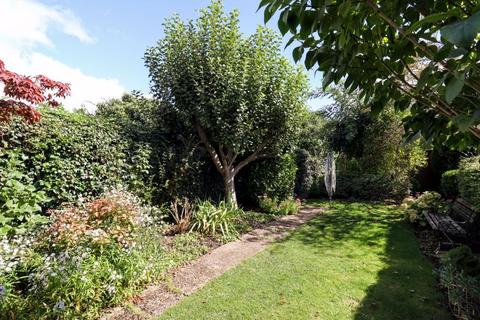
<box><xmin>260</xmin><ymin>0</ymin><xmax>480</xmax><ymax>150</ymax></box>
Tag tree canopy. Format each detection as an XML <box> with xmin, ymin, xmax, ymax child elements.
<box><xmin>0</xmin><ymin>58</ymin><xmax>70</xmax><ymax>123</ymax></box>
<box><xmin>259</xmin><ymin>0</ymin><xmax>480</xmax><ymax>150</ymax></box>
<box><xmin>145</xmin><ymin>0</ymin><xmax>309</xmax><ymax>205</ymax></box>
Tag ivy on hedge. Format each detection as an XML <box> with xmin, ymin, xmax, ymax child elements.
<box><xmin>0</xmin><ymin>107</ymin><xmax>157</xmax><ymax>210</ymax></box>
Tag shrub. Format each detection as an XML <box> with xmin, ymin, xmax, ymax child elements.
<box><xmin>258</xmin><ymin>195</ymin><xmax>300</xmax><ymax>215</ymax></box>
<box><xmin>190</xmin><ymin>200</ymin><xmax>241</xmax><ymax>238</ymax></box>
<box><xmin>0</xmin><ymin>108</ymin><xmax>158</xmax><ymax>211</ymax></box>
<box><xmin>0</xmin><ymin>191</ymin><xmax>205</xmax><ymax>319</ymax></box>
<box><xmin>312</xmin><ymin>173</ymin><xmax>410</xmax><ymax>201</ymax></box>
<box><xmin>167</xmin><ymin>198</ymin><xmax>194</xmax><ymax>235</ymax></box>
<box><xmin>441</xmin><ymin>169</ymin><xmax>460</xmax><ymax>199</ymax></box>
<box><xmin>294</xmin><ymin>149</ymin><xmax>314</xmax><ymax>198</ymax></box>
<box><xmin>0</xmin><ymin>149</ymin><xmax>49</xmax><ymax>235</ymax></box>
<box><xmin>458</xmin><ymin>156</ymin><xmax>480</xmax><ymax>211</ymax></box>
<box><xmin>401</xmin><ymin>191</ymin><xmax>449</xmax><ymax>225</ymax></box>
<box><xmin>237</xmin><ymin>154</ymin><xmax>297</xmax><ymax>206</ymax></box>
<box><xmin>439</xmin><ymin>246</ymin><xmax>480</xmax><ymax>320</ymax></box>
<box><xmin>442</xmin><ymin>246</ymin><xmax>480</xmax><ymax>277</ymax></box>
<box><xmin>39</xmin><ymin>189</ymin><xmax>145</xmax><ymax>252</ymax></box>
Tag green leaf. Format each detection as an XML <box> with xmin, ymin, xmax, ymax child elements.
<box><xmin>406</xmin><ymin>11</ymin><xmax>459</xmax><ymax>34</ymax></box>
<box><xmin>305</xmin><ymin>50</ymin><xmax>317</xmax><ymax>69</ymax></box>
<box><xmin>293</xmin><ymin>46</ymin><xmax>304</xmax><ymax>63</ymax></box>
<box><xmin>257</xmin><ymin>0</ymin><xmax>272</xmax><ymax>11</ymax></box>
<box><xmin>441</xmin><ymin>11</ymin><xmax>480</xmax><ymax>48</ymax></box>
<box><xmin>453</xmin><ymin>114</ymin><xmax>475</xmax><ymax>132</ymax></box>
<box><xmin>416</xmin><ymin>65</ymin><xmax>432</xmax><ymax>91</ymax></box>
<box><xmin>278</xmin><ymin>10</ymin><xmax>290</xmax><ymax>35</ymax></box>
<box><xmin>445</xmin><ymin>74</ymin><xmax>465</xmax><ymax>103</ymax></box>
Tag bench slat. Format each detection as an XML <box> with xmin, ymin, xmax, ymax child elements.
<box><xmin>424</xmin><ymin>212</ymin><xmax>466</xmax><ymax>236</ymax></box>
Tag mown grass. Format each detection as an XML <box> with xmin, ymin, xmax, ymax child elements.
<box><xmin>158</xmin><ymin>200</ymin><xmax>451</xmax><ymax>320</ymax></box>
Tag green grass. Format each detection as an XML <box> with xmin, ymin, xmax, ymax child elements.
<box><xmin>158</xmin><ymin>201</ymin><xmax>451</xmax><ymax>320</ymax></box>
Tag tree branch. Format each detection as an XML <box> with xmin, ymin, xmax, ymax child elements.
<box><xmin>218</xmin><ymin>144</ymin><xmax>229</xmax><ymax>169</ymax></box>
<box><xmin>195</xmin><ymin>123</ymin><xmax>224</xmax><ymax>174</ymax></box>
<box><xmin>233</xmin><ymin>141</ymin><xmax>269</xmax><ymax>175</ymax></box>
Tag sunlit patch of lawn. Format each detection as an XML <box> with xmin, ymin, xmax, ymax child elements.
<box><xmin>158</xmin><ymin>200</ymin><xmax>451</xmax><ymax>320</ymax></box>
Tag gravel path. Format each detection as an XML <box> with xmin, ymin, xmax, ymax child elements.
<box><xmin>100</xmin><ymin>206</ymin><xmax>323</xmax><ymax>320</ymax></box>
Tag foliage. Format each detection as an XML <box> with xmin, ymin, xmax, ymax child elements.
<box><xmin>191</xmin><ymin>200</ymin><xmax>241</xmax><ymax>238</ymax></box>
<box><xmin>402</xmin><ymin>191</ymin><xmax>449</xmax><ymax>225</ymax></box>
<box><xmin>442</xmin><ymin>246</ymin><xmax>480</xmax><ymax>278</ymax></box>
<box><xmin>258</xmin><ymin>195</ymin><xmax>300</xmax><ymax>215</ymax></box>
<box><xmin>260</xmin><ymin>0</ymin><xmax>480</xmax><ymax>150</ymax></box>
<box><xmin>296</xmin><ymin>111</ymin><xmax>327</xmax><ymax>158</ymax></box>
<box><xmin>38</xmin><ymin>190</ymin><xmax>149</xmax><ymax>252</ymax></box>
<box><xmin>458</xmin><ymin>156</ymin><xmax>480</xmax><ymax>211</ymax></box>
<box><xmin>441</xmin><ymin>169</ymin><xmax>460</xmax><ymax>199</ymax></box>
<box><xmin>168</xmin><ymin>198</ymin><xmax>194</xmax><ymax>235</ymax></box>
<box><xmin>322</xmin><ymin>173</ymin><xmax>410</xmax><ymax>201</ymax></box>
<box><xmin>439</xmin><ymin>246</ymin><xmax>480</xmax><ymax>320</ymax></box>
<box><xmin>145</xmin><ymin>0</ymin><xmax>309</xmax><ymax>205</ymax></box>
<box><xmin>0</xmin><ymin>58</ymin><xmax>70</xmax><ymax>123</ymax></box>
<box><xmin>237</xmin><ymin>154</ymin><xmax>297</xmax><ymax>206</ymax></box>
<box><xmin>310</xmin><ymin>86</ymin><xmax>427</xmax><ymax>200</ymax></box>
<box><xmin>96</xmin><ymin>93</ymin><xmax>169</xmax><ymax>203</ymax></box>
<box><xmin>293</xmin><ymin>149</ymin><xmax>313</xmax><ymax>198</ymax></box>
<box><xmin>0</xmin><ymin>149</ymin><xmax>49</xmax><ymax>235</ymax></box>
<box><xmin>0</xmin><ymin>191</ymin><xmax>207</xmax><ymax>319</ymax></box>
<box><xmin>0</xmin><ymin>107</ymin><xmax>157</xmax><ymax>210</ymax></box>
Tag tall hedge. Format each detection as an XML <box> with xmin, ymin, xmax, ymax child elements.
<box><xmin>458</xmin><ymin>156</ymin><xmax>480</xmax><ymax>211</ymax></box>
<box><xmin>237</xmin><ymin>154</ymin><xmax>297</xmax><ymax>206</ymax></box>
<box><xmin>441</xmin><ymin>169</ymin><xmax>460</xmax><ymax>199</ymax></box>
<box><xmin>294</xmin><ymin>149</ymin><xmax>313</xmax><ymax>198</ymax></box>
<box><xmin>0</xmin><ymin>107</ymin><xmax>158</xmax><ymax>209</ymax></box>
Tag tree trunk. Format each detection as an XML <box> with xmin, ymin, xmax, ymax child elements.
<box><xmin>195</xmin><ymin>124</ymin><xmax>267</xmax><ymax>208</ymax></box>
<box><xmin>223</xmin><ymin>167</ymin><xmax>237</xmax><ymax>207</ymax></box>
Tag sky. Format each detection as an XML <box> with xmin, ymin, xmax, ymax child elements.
<box><xmin>0</xmin><ymin>0</ymin><xmax>331</xmax><ymax>112</ymax></box>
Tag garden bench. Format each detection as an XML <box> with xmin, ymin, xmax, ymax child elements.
<box><xmin>424</xmin><ymin>199</ymin><xmax>477</xmax><ymax>242</ymax></box>
<box><xmin>424</xmin><ymin>212</ymin><xmax>466</xmax><ymax>238</ymax></box>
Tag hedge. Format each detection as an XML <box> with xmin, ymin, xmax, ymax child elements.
<box><xmin>0</xmin><ymin>108</ymin><xmax>158</xmax><ymax>209</ymax></box>
<box><xmin>311</xmin><ymin>173</ymin><xmax>410</xmax><ymax>201</ymax></box>
<box><xmin>294</xmin><ymin>149</ymin><xmax>313</xmax><ymax>198</ymax></box>
<box><xmin>441</xmin><ymin>169</ymin><xmax>460</xmax><ymax>199</ymax></box>
<box><xmin>458</xmin><ymin>156</ymin><xmax>480</xmax><ymax>211</ymax></box>
<box><xmin>237</xmin><ymin>154</ymin><xmax>297</xmax><ymax>206</ymax></box>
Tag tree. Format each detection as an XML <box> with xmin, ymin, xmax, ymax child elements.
<box><xmin>145</xmin><ymin>1</ymin><xmax>308</xmax><ymax>206</ymax></box>
<box><xmin>259</xmin><ymin>0</ymin><xmax>480</xmax><ymax>150</ymax></box>
<box><xmin>0</xmin><ymin>58</ymin><xmax>70</xmax><ymax>123</ymax></box>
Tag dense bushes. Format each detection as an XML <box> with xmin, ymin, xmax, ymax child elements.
<box><xmin>0</xmin><ymin>189</ymin><xmax>207</xmax><ymax>319</ymax></box>
<box><xmin>401</xmin><ymin>191</ymin><xmax>449</xmax><ymax>225</ymax></box>
<box><xmin>294</xmin><ymin>149</ymin><xmax>313</xmax><ymax>198</ymax></box>
<box><xmin>237</xmin><ymin>154</ymin><xmax>297</xmax><ymax>206</ymax></box>
<box><xmin>439</xmin><ymin>156</ymin><xmax>480</xmax><ymax>211</ymax></box>
<box><xmin>305</xmin><ymin>87</ymin><xmax>427</xmax><ymax>201</ymax></box>
<box><xmin>0</xmin><ymin>107</ymin><xmax>158</xmax><ymax>209</ymax></box>
<box><xmin>258</xmin><ymin>196</ymin><xmax>300</xmax><ymax>215</ymax></box>
<box><xmin>441</xmin><ymin>169</ymin><xmax>460</xmax><ymax>199</ymax></box>
<box><xmin>457</xmin><ymin>156</ymin><xmax>480</xmax><ymax>211</ymax></box>
<box><xmin>439</xmin><ymin>246</ymin><xmax>480</xmax><ymax>320</ymax></box>
<box><xmin>312</xmin><ymin>173</ymin><xmax>411</xmax><ymax>201</ymax></box>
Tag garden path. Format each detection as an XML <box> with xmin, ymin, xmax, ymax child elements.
<box><xmin>101</xmin><ymin>206</ymin><xmax>323</xmax><ymax>320</ymax></box>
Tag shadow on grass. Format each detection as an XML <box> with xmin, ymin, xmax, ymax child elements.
<box><xmin>282</xmin><ymin>200</ymin><xmax>451</xmax><ymax>320</ymax></box>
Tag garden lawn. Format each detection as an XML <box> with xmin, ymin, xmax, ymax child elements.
<box><xmin>158</xmin><ymin>201</ymin><xmax>451</xmax><ymax>320</ymax></box>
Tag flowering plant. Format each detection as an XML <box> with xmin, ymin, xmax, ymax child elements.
<box><xmin>40</xmin><ymin>189</ymin><xmax>149</xmax><ymax>251</ymax></box>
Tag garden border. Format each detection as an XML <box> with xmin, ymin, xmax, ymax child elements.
<box><xmin>100</xmin><ymin>206</ymin><xmax>323</xmax><ymax>320</ymax></box>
